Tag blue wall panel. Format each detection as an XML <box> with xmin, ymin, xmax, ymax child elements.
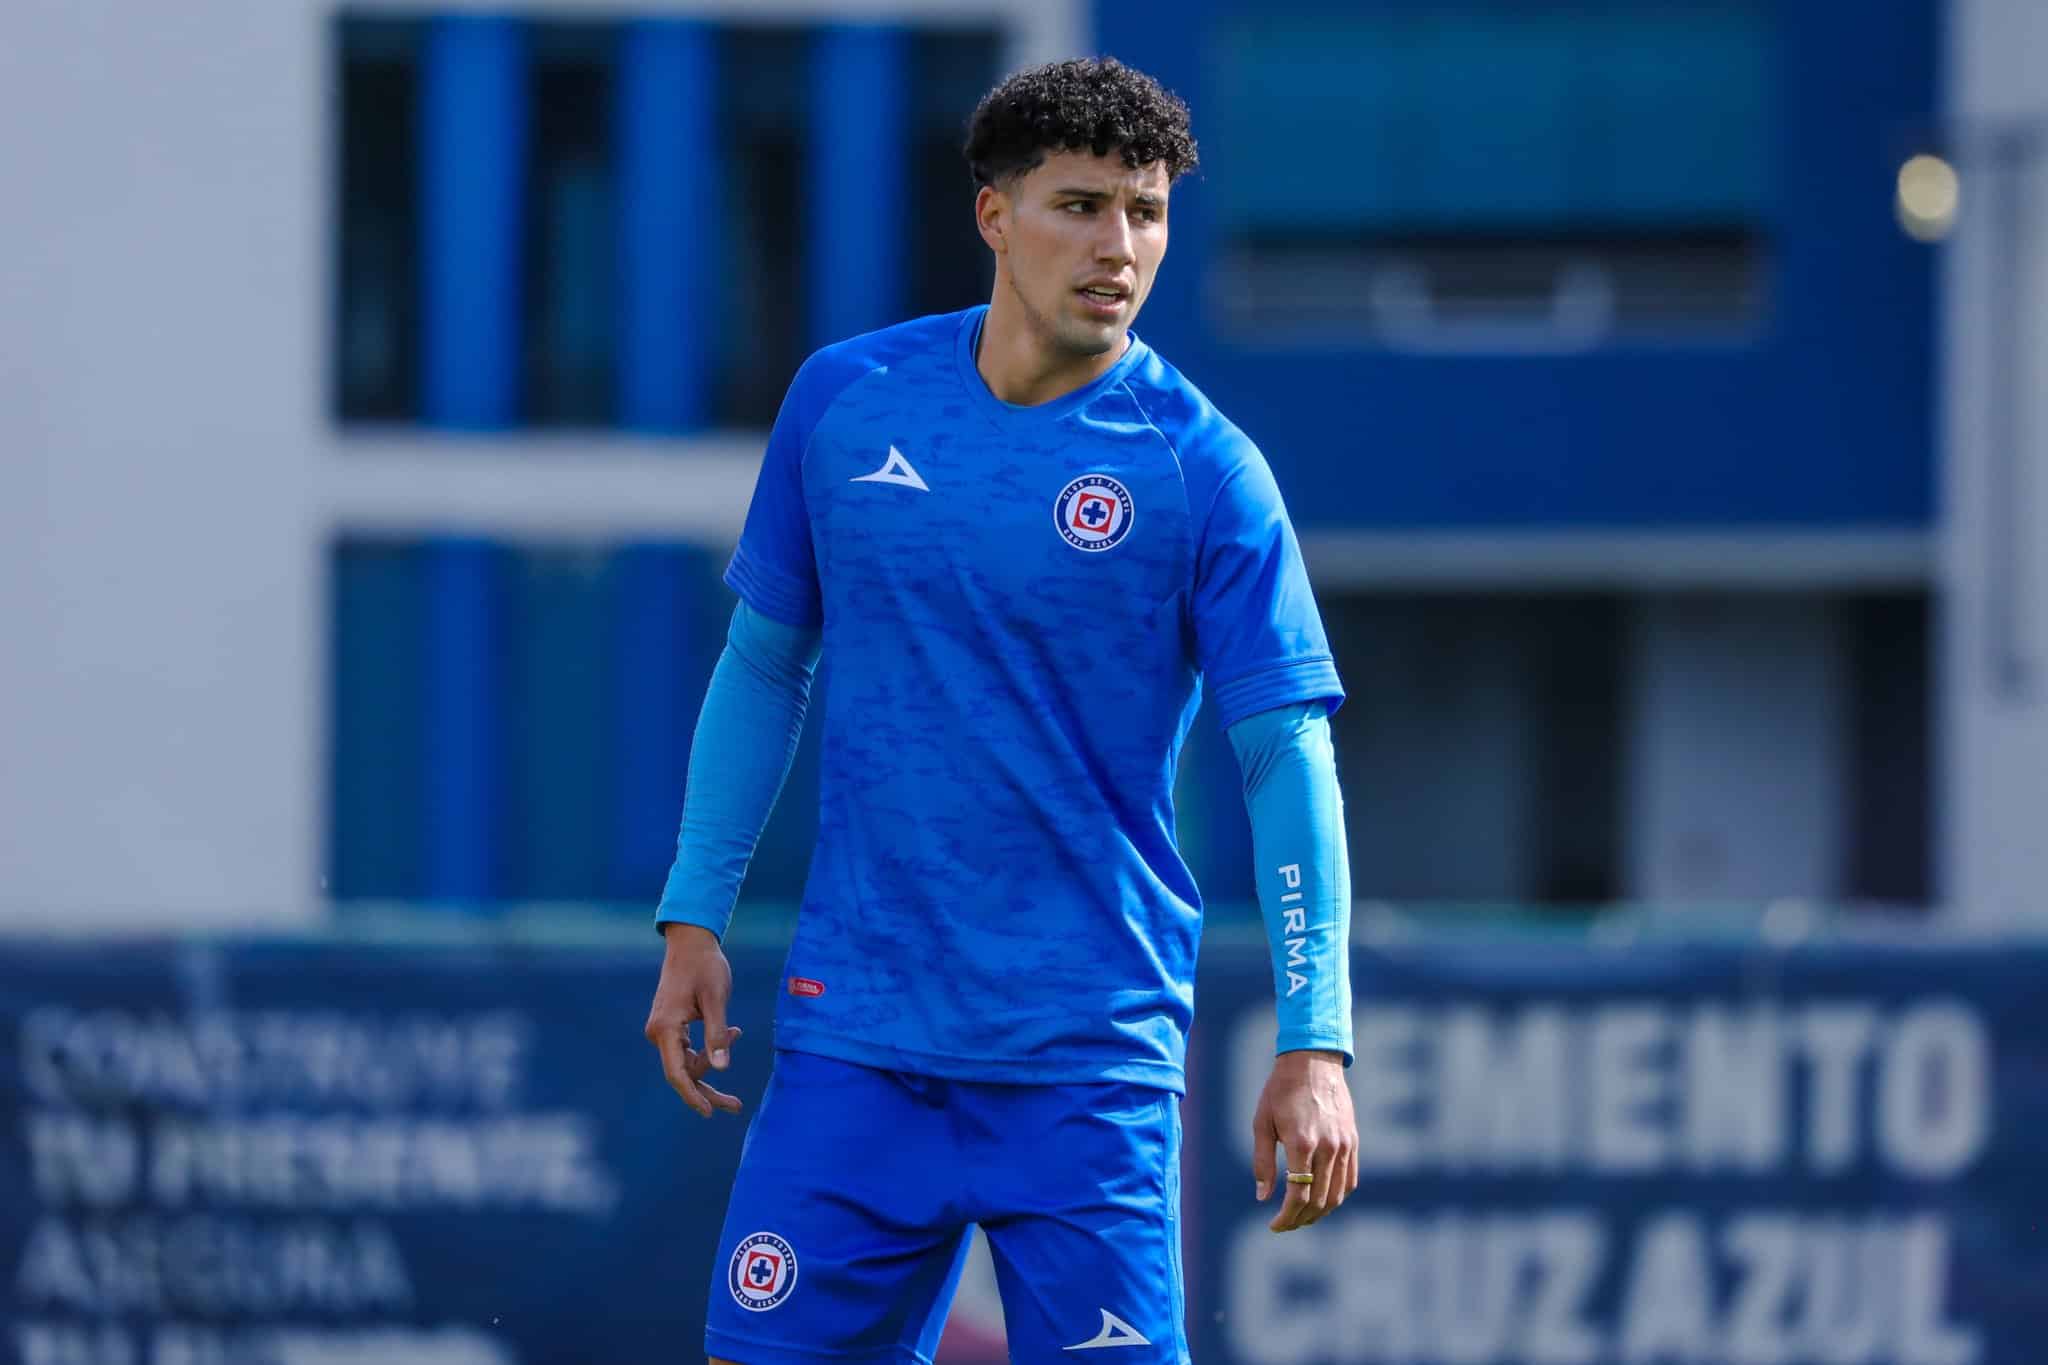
<box><xmin>610</xmin><ymin>544</ymin><xmax>710</xmax><ymax>901</ymax></box>
<box><xmin>617</xmin><ymin>20</ymin><xmax>717</xmax><ymax>432</ymax></box>
<box><xmin>330</xmin><ymin>544</ymin><xmax>426</xmax><ymax>899</ymax></box>
<box><xmin>420</xmin><ymin>15</ymin><xmax>526</xmax><ymax>430</ymax></box>
<box><xmin>507</xmin><ymin>550</ymin><xmax>613</xmax><ymax>901</ymax></box>
<box><xmin>807</xmin><ymin>25</ymin><xmax>909</xmax><ymax>351</ymax></box>
<box><xmin>417</xmin><ymin>21</ymin><xmax>525</xmax><ymax>904</ymax></box>
<box><xmin>421</xmin><ymin>541</ymin><xmax>504</xmax><ymax>905</ymax></box>
<box><xmin>1094</xmin><ymin>0</ymin><xmax>1937</xmax><ymax>529</ymax></box>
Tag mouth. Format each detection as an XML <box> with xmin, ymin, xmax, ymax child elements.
<box><xmin>1075</xmin><ymin>283</ymin><xmax>1130</xmax><ymax>318</ymax></box>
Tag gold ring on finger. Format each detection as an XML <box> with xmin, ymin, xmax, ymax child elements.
<box><xmin>1285</xmin><ymin>1172</ymin><xmax>1316</xmax><ymax>1185</ymax></box>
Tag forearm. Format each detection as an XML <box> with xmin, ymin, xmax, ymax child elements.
<box><xmin>654</xmin><ymin>602</ymin><xmax>821</xmax><ymax>938</ymax></box>
<box><xmin>1226</xmin><ymin>702</ymin><xmax>1354</xmax><ymax>1061</ymax></box>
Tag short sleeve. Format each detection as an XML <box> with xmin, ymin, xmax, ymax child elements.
<box><xmin>723</xmin><ymin>366</ymin><xmax>832</xmax><ymax>628</ymax></box>
<box><xmin>1191</xmin><ymin>449</ymin><xmax>1345</xmax><ymax>729</ymax></box>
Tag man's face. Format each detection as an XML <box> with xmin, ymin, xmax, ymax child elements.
<box><xmin>982</xmin><ymin>148</ymin><xmax>1170</xmax><ymax>357</ymax></box>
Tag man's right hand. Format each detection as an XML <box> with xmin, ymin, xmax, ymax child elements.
<box><xmin>644</xmin><ymin>923</ymin><xmax>744</xmax><ymax>1118</ymax></box>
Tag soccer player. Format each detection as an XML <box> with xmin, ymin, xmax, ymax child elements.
<box><xmin>645</xmin><ymin>57</ymin><xmax>1356</xmax><ymax>1364</ymax></box>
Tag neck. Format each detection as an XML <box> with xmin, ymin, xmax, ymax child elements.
<box><xmin>976</xmin><ymin>271</ymin><xmax>1128</xmax><ymax>406</ymax></box>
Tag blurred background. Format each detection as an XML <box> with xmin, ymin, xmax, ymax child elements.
<box><xmin>3</xmin><ymin>0</ymin><xmax>2045</xmax><ymax>1361</ymax></box>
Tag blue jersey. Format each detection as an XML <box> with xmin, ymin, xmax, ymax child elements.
<box><xmin>727</xmin><ymin>307</ymin><xmax>1342</xmax><ymax>1092</ymax></box>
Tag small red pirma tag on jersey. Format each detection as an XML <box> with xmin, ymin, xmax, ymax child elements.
<box><xmin>788</xmin><ymin>977</ymin><xmax>825</xmax><ymax>998</ymax></box>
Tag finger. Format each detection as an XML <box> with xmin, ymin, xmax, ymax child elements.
<box><xmin>1270</xmin><ymin>1137</ymin><xmax>1316</xmax><ymax>1232</ymax></box>
<box><xmin>660</xmin><ymin>1033</ymin><xmax>714</xmax><ymax>1117</ymax></box>
<box><xmin>685</xmin><ymin>1027</ymin><xmax>745</xmax><ymax>1083</ymax></box>
<box><xmin>703</xmin><ymin>990</ymin><xmax>732</xmax><ymax>1070</ymax></box>
<box><xmin>1261</xmin><ymin>1137</ymin><xmax>1310</xmax><ymax>1236</ymax></box>
<box><xmin>699</xmin><ymin>1078</ymin><xmax>744</xmax><ymax>1113</ymax></box>
<box><xmin>1306</xmin><ymin>1141</ymin><xmax>1339</xmax><ymax>1223</ymax></box>
<box><xmin>1268</xmin><ymin>1165</ymin><xmax>1313</xmax><ymax>1233</ymax></box>
<box><xmin>1251</xmin><ymin>1106</ymin><xmax>1278</xmax><ymax>1202</ymax></box>
<box><xmin>672</xmin><ymin>991</ymin><xmax>723</xmax><ymax>1112</ymax></box>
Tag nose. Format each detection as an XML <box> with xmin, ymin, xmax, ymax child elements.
<box><xmin>1096</xmin><ymin>209</ymin><xmax>1136</xmax><ymax>267</ymax></box>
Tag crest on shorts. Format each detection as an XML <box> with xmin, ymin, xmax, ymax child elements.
<box><xmin>730</xmin><ymin>1231</ymin><xmax>798</xmax><ymax>1311</ymax></box>
<box><xmin>1055</xmin><ymin>474</ymin><xmax>1134</xmax><ymax>552</ymax></box>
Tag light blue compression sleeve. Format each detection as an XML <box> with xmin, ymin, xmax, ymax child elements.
<box><xmin>1225</xmin><ymin>701</ymin><xmax>1354</xmax><ymax>1062</ymax></box>
<box><xmin>654</xmin><ymin>601</ymin><xmax>822</xmax><ymax>939</ymax></box>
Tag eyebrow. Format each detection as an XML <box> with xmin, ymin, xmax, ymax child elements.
<box><xmin>1051</xmin><ymin>186</ymin><xmax>1167</xmax><ymax>208</ymax></box>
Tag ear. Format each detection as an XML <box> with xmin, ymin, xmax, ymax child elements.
<box><xmin>974</xmin><ymin>184</ymin><xmax>1007</xmax><ymax>256</ymax></box>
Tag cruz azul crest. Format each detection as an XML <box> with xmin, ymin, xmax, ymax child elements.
<box><xmin>729</xmin><ymin>1231</ymin><xmax>798</xmax><ymax>1311</ymax></box>
<box><xmin>1054</xmin><ymin>474</ymin><xmax>1135</xmax><ymax>552</ymax></box>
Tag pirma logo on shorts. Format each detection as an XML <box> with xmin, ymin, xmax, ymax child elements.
<box><xmin>729</xmin><ymin>1231</ymin><xmax>798</xmax><ymax>1311</ymax></box>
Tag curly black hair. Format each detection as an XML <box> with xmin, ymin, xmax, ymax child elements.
<box><xmin>963</xmin><ymin>57</ymin><xmax>1199</xmax><ymax>189</ymax></box>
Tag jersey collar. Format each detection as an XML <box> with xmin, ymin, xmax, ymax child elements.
<box><xmin>954</xmin><ymin>305</ymin><xmax>1149</xmax><ymax>426</ymax></box>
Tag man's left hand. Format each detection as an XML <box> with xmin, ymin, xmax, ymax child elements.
<box><xmin>1251</xmin><ymin>1049</ymin><xmax>1357</xmax><ymax>1232</ymax></box>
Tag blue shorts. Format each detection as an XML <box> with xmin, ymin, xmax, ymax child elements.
<box><xmin>705</xmin><ymin>1049</ymin><xmax>1188</xmax><ymax>1364</ymax></box>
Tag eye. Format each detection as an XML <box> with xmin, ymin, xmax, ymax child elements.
<box><xmin>1063</xmin><ymin>200</ymin><xmax>1095</xmax><ymax>214</ymax></box>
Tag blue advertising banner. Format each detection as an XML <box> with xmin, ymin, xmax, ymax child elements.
<box><xmin>3</xmin><ymin>933</ymin><xmax>2044</xmax><ymax>1363</ymax></box>
<box><xmin>1187</xmin><ymin>938</ymin><xmax>2048</xmax><ymax>1365</ymax></box>
<box><xmin>1</xmin><ymin>939</ymin><xmax>780</xmax><ymax>1365</ymax></box>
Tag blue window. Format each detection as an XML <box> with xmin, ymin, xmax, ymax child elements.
<box><xmin>1207</xmin><ymin>3</ymin><xmax>1774</xmax><ymax>338</ymax></box>
<box><xmin>331</xmin><ymin>13</ymin><xmax>1002</xmax><ymax>429</ymax></box>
